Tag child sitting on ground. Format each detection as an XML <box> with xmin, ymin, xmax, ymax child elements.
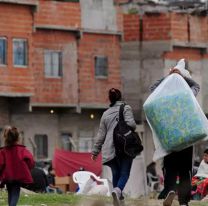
<box><xmin>192</xmin><ymin>149</ymin><xmax>208</xmax><ymax>200</ymax></box>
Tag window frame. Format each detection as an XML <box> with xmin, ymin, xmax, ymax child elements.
<box><xmin>94</xmin><ymin>55</ymin><xmax>108</xmax><ymax>79</ymax></box>
<box><xmin>78</xmin><ymin>137</ymin><xmax>94</xmax><ymax>152</ymax></box>
<box><xmin>13</xmin><ymin>38</ymin><xmax>28</xmax><ymax>68</ymax></box>
<box><xmin>0</xmin><ymin>37</ymin><xmax>7</xmax><ymax>66</ymax></box>
<box><xmin>60</xmin><ymin>133</ymin><xmax>76</xmax><ymax>151</ymax></box>
<box><xmin>44</xmin><ymin>50</ymin><xmax>63</xmax><ymax>78</ymax></box>
<box><xmin>34</xmin><ymin>134</ymin><xmax>48</xmax><ymax>159</ymax></box>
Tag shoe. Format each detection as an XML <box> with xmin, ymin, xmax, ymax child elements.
<box><xmin>163</xmin><ymin>191</ymin><xmax>176</xmax><ymax>206</ymax></box>
<box><xmin>112</xmin><ymin>187</ymin><xmax>121</xmax><ymax>206</ymax></box>
<box><xmin>120</xmin><ymin>194</ymin><xmax>125</xmax><ymax>206</ymax></box>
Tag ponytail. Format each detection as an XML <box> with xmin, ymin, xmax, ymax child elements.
<box><xmin>109</xmin><ymin>88</ymin><xmax>122</xmax><ymax>107</ymax></box>
<box><xmin>4</xmin><ymin>127</ymin><xmax>19</xmax><ymax>146</ymax></box>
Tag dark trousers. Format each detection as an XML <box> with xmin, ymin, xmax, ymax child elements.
<box><xmin>6</xmin><ymin>183</ymin><xmax>21</xmax><ymax>206</ymax></box>
<box><xmin>158</xmin><ymin>146</ymin><xmax>193</xmax><ymax>205</ymax></box>
<box><xmin>105</xmin><ymin>156</ymin><xmax>133</xmax><ymax>191</ymax></box>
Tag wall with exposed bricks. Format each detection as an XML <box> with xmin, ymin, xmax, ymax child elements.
<box><xmin>34</xmin><ymin>0</ymin><xmax>81</xmax><ymax>29</ymax></box>
<box><xmin>123</xmin><ymin>12</ymin><xmax>208</xmax><ymax>44</ymax></box>
<box><xmin>32</xmin><ymin>30</ymin><xmax>78</xmax><ymax>105</ymax></box>
<box><xmin>0</xmin><ymin>0</ymin><xmax>122</xmax><ymax>107</ymax></box>
<box><xmin>78</xmin><ymin>33</ymin><xmax>121</xmax><ymax>106</ymax></box>
<box><xmin>0</xmin><ymin>3</ymin><xmax>34</xmax><ymax>95</ymax></box>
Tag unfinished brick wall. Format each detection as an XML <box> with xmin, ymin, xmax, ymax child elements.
<box><xmin>123</xmin><ymin>14</ymin><xmax>140</xmax><ymax>41</ymax></box>
<box><xmin>78</xmin><ymin>33</ymin><xmax>121</xmax><ymax>105</ymax></box>
<box><xmin>0</xmin><ymin>3</ymin><xmax>34</xmax><ymax>95</ymax></box>
<box><xmin>123</xmin><ymin>13</ymin><xmax>172</xmax><ymax>41</ymax></box>
<box><xmin>164</xmin><ymin>47</ymin><xmax>202</xmax><ymax>61</ymax></box>
<box><xmin>170</xmin><ymin>13</ymin><xmax>188</xmax><ymax>42</ymax></box>
<box><xmin>34</xmin><ymin>0</ymin><xmax>81</xmax><ymax>28</ymax></box>
<box><xmin>189</xmin><ymin>15</ymin><xmax>208</xmax><ymax>43</ymax></box>
<box><xmin>32</xmin><ymin>30</ymin><xmax>79</xmax><ymax>104</ymax></box>
<box><xmin>143</xmin><ymin>13</ymin><xmax>171</xmax><ymax>41</ymax></box>
<box><xmin>123</xmin><ymin>12</ymin><xmax>208</xmax><ymax>43</ymax></box>
<box><xmin>0</xmin><ymin>1</ymin><xmax>122</xmax><ymax>107</ymax></box>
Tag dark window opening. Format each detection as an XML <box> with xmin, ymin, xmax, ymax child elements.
<box><xmin>95</xmin><ymin>56</ymin><xmax>108</xmax><ymax>78</ymax></box>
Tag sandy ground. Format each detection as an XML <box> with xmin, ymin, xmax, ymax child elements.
<box><xmin>77</xmin><ymin>197</ymin><xmax>206</xmax><ymax>206</ymax></box>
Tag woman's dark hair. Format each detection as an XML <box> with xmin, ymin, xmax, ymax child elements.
<box><xmin>4</xmin><ymin>127</ymin><xmax>19</xmax><ymax>146</ymax></box>
<box><xmin>204</xmin><ymin>149</ymin><xmax>208</xmax><ymax>155</ymax></box>
<box><xmin>109</xmin><ymin>88</ymin><xmax>122</xmax><ymax>107</ymax></box>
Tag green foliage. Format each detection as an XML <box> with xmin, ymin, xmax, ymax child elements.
<box><xmin>128</xmin><ymin>8</ymin><xmax>138</xmax><ymax>15</ymax></box>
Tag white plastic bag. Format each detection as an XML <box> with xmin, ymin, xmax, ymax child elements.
<box><xmin>143</xmin><ymin>74</ymin><xmax>208</xmax><ymax>161</ymax></box>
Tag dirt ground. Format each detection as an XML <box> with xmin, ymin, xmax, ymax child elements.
<box><xmin>78</xmin><ymin>197</ymin><xmax>207</xmax><ymax>206</ymax></box>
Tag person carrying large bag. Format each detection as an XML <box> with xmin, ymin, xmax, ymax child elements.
<box><xmin>144</xmin><ymin>59</ymin><xmax>207</xmax><ymax>206</ymax></box>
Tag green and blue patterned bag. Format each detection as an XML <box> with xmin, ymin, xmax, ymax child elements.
<box><xmin>143</xmin><ymin>74</ymin><xmax>208</xmax><ymax>159</ymax></box>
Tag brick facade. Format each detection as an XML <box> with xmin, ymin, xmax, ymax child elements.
<box><xmin>0</xmin><ymin>0</ymin><xmax>122</xmax><ymax>159</ymax></box>
<box><xmin>34</xmin><ymin>0</ymin><xmax>81</xmax><ymax>29</ymax></box>
<box><xmin>0</xmin><ymin>3</ymin><xmax>34</xmax><ymax>95</ymax></box>
<box><xmin>32</xmin><ymin>30</ymin><xmax>79</xmax><ymax>105</ymax></box>
<box><xmin>123</xmin><ymin>14</ymin><xmax>140</xmax><ymax>41</ymax></box>
<box><xmin>123</xmin><ymin>12</ymin><xmax>208</xmax><ymax>43</ymax></box>
<box><xmin>78</xmin><ymin>33</ymin><xmax>121</xmax><ymax>106</ymax></box>
<box><xmin>0</xmin><ymin>0</ymin><xmax>121</xmax><ymax>107</ymax></box>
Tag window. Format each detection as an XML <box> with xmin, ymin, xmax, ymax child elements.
<box><xmin>95</xmin><ymin>56</ymin><xmax>108</xmax><ymax>78</ymax></box>
<box><xmin>0</xmin><ymin>38</ymin><xmax>6</xmax><ymax>65</ymax></box>
<box><xmin>13</xmin><ymin>39</ymin><xmax>28</xmax><ymax>67</ymax></box>
<box><xmin>61</xmin><ymin>133</ymin><xmax>76</xmax><ymax>151</ymax></box>
<box><xmin>44</xmin><ymin>50</ymin><xmax>62</xmax><ymax>77</ymax></box>
<box><xmin>79</xmin><ymin>138</ymin><xmax>94</xmax><ymax>152</ymax></box>
<box><xmin>34</xmin><ymin>134</ymin><xmax>48</xmax><ymax>159</ymax></box>
<box><xmin>78</xmin><ymin>131</ymin><xmax>94</xmax><ymax>152</ymax></box>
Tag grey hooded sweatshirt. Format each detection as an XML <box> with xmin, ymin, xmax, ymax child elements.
<box><xmin>92</xmin><ymin>101</ymin><xmax>136</xmax><ymax>164</ymax></box>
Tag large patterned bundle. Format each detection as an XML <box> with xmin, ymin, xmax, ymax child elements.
<box><xmin>144</xmin><ymin>92</ymin><xmax>207</xmax><ymax>151</ymax></box>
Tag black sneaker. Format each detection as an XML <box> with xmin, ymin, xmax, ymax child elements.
<box><xmin>163</xmin><ymin>191</ymin><xmax>176</xmax><ymax>206</ymax></box>
<box><xmin>120</xmin><ymin>195</ymin><xmax>125</xmax><ymax>206</ymax></box>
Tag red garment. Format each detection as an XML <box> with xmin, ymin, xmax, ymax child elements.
<box><xmin>0</xmin><ymin>144</ymin><xmax>35</xmax><ymax>184</ymax></box>
<box><xmin>192</xmin><ymin>176</ymin><xmax>208</xmax><ymax>197</ymax></box>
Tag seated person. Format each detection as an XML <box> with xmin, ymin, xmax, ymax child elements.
<box><xmin>46</xmin><ymin>165</ymin><xmax>63</xmax><ymax>194</ymax></box>
<box><xmin>192</xmin><ymin>149</ymin><xmax>208</xmax><ymax>200</ymax></box>
<box><xmin>25</xmin><ymin>166</ymin><xmax>48</xmax><ymax>193</ymax></box>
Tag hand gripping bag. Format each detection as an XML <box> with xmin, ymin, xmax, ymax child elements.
<box><xmin>143</xmin><ymin>74</ymin><xmax>208</xmax><ymax>161</ymax></box>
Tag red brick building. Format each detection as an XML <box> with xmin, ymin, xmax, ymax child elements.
<box><xmin>0</xmin><ymin>0</ymin><xmax>122</xmax><ymax>159</ymax></box>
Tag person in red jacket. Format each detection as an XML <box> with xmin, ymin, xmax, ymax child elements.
<box><xmin>0</xmin><ymin>126</ymin><xmax>35</xmax><ymax>206</ymax></box>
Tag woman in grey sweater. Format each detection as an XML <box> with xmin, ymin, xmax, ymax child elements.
<box><xmin>91</xmin><ymin>88</ymin><xmax>136</xmax><ymax>206</ymax></box>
